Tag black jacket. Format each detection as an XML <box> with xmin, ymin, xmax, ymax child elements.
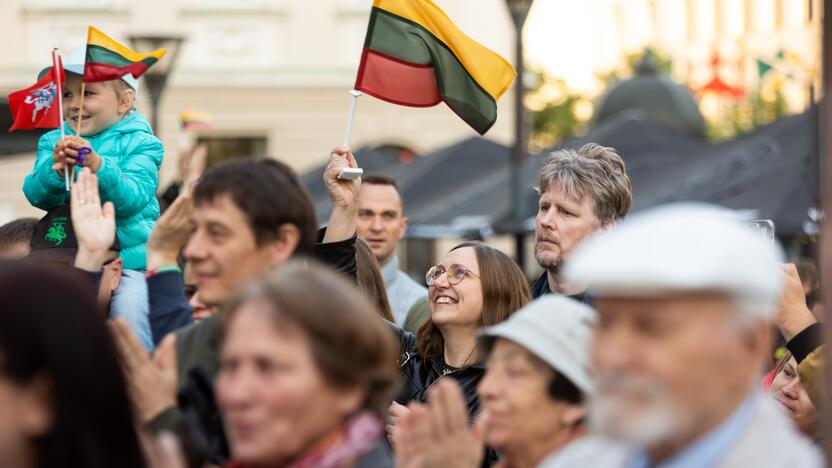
<box><xmin>389</xmin><ymin>326</ymin><xmax>497</xmax><ymax>466</ymax></box>
<box><xmin>391</xmin><ymin>326</ymin><xmax>485</xmax><ymax>422</ymax></box>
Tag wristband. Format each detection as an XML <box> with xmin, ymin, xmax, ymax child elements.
<box><xmin>146</xmin><ymin>265</ymin><xmax>182</xmax><ymax>279</ymax></box>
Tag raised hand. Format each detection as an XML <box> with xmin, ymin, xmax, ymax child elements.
<box><xmin>110</xmin><ymin>319</ymin><xmax>179</xmax><ymax>424</ymax></box>
<box><xmin>324</xmin><ymin>146</ymin><xmax>361</xmax><ymax>209</ymax></box>
<box><xmin>71</xmin><ymin>168</ymin><xmax>117</xmax><ymax>271</ymax></box>
<box><xmin>322</xmin><ymin>146</ymin><xmax>361</xmax><ymax>243</ymax></box>
<box><xmin>775</xmin><ymin>263</ymin><xmax>817</xmax><ymax>341</ymax></box>
<box><xmin>147</xmin><ymin>193</ymin><xmax>194</xmax><ymax>270</ymax></box>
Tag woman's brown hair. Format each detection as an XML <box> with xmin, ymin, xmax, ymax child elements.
<box><xmin>219</xmin><ymin>261</ymin><xmax>399</xmax><ymax>418</ymax></box>
<box><xmin>416</xmin><ymin>241</ymin><xmax>531</xmax><ymax>364</ymax></box>
<box><xmin>355</xmin><ymin>238</ymin><xmax>395</xmax><ymax>322</ymax></box>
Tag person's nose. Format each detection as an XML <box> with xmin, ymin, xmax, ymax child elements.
<box><xmin>370</xmin><ymin>215</ymin><xmax>384</xmax><ymax>233</ymax></box>
<box><xmin>781</xmin><ymin>378</ymin><xmax>801</xmax><ymax>400</ymax></box>
<box><xmin>183</xmin><ymin>230</ymin><xmax>209</xmax><ymax>262</ymax></box>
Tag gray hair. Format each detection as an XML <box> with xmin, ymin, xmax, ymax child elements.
<box><xmin>536</xmin><ymin>143</ymin><xmax>633</xmax><ymax>224</ymax></box>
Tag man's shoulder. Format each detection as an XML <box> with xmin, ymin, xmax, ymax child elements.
<box><xmin>539</xmin><ymin>436</ymin><xmax>632</xmax><ymax>468</ymax></box>
<box><xmin>394</xmin><ymin>269</ymin><xmax>427</xmax><ymax>293</ymax></box>
<box><xmin>720</xmin><ymin>396</ymin><xmax>823</xmax><ymax>468</ymax></box>
<box><xmin>175</xmin><ymin>315</ymin><xmax>221</xmax><ymax>382</ymax></box>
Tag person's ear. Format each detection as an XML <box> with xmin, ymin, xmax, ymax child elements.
<box><xmin>597</xmin><ymin>219</ymin><xmax>616</xmax><ymax>234</ymax></box>
<box><xmin>19</xmin><ymin>375</ymin><xmax>54</xmax><ymax>438</ymax></box>
<box><xmin>117</xmin><ymin>88</ymin><xmax>135</xmax><ymax>115</ymax></box>
<box><xmin>559</xmin><ymin>404</ymin><xmax>586</xmax><ymax>428</ymax></box>
<box><xmin>399</xmin><ymin>216</ymin><xmax>409</xmax><ymax>240</ymax></box>
<box><xmin>264</xmin><ymin>224</ymin><xmax>301</xmax><ymax>268</ymax></box>
<box><xmin>109</xmin><ymin>257</ymin><xmax>123</xmax><ymax>292</ymax></box>
<box><xmin>742</xmin><ymin>320</ymin><xmax>773</xmax><ymax>364</ymax></box>
<box><xmin>335</xmin><ymin>384</ymin><xmax>367</xmax><ymax>418</ymax></box>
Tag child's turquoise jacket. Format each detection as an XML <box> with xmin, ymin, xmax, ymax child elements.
<box><xmin>23</xmin><ymin>111</ymin><xmax>163</xmax><ymax>270</ymax></box>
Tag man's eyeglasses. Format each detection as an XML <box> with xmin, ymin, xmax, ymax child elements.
<box><xmin>425</xmin><ymin>264</ymin><xmax>480</xmax><ymax>286</ymax></box>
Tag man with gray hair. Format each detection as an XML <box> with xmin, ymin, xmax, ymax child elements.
<box><xmin>551</xmin><ymin>203</ymin><xmax>822</xmax><ymax>467</ymax></box>
<box><xmin>532</xmin><ymin>143</ymin><xmax>632</xmax><ymax>298</ymax></box>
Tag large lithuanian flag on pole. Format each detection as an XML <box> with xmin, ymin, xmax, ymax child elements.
<box><xmin>83</xmin><ymin>26</ymin><xmax>167</xmax><ymax>82</ymax></box>
<box><xmin>354</xmin><ymin>0</ymin><xmax>516</xmax><ymax>135</ymax></box>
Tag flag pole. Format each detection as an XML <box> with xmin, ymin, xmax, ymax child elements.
<box><xmin>342</xmin><ymin>90</ymin><xmax>362</xmax><ymax>146</ymax></box>
<box><xmin>338</xmin><ymin>90</ymin><xmax>363</xmax><ymax>180</ymax></box>
<box><xmin>52</xmin><ymin>48</ymin><xmax>70</xmax><ymax>191</ymax></box>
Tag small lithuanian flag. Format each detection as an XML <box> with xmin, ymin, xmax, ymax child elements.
<box><xmin>83</xmin><ymin>26</ymin><xmax>167</xmax><ymax>82</ymax></box>
<box><xmin>355</xmin><ymin>0</ymin><xmax>516</xmax><ymax>135</ymax></box>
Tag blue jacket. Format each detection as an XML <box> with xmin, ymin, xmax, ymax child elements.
<box><xmin>23</xmin><ymin>111</ymin><xmax>163</xmax><ymax>270</ymax></box>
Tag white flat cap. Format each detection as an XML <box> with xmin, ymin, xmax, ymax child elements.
<box><xmin>478</xmin><ymin>295</ymin><xmax>597</xmax><ymax>395</ymax></box>
<box><xmin>563</xmin><ymin>203</ymin><xmax>784</xmax><ymax>318</ymax></box>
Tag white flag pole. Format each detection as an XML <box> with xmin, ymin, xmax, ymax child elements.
<box><xmin>52</xmin><ymin>48</ymin><xmax>69</xmax><ymax>191</ymax></box>
<box><xmin>338</xmin><ymin>90</ymin><xmax>364</xmax><ymax>180</ymax></box>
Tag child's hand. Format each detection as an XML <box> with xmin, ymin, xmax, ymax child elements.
<box><xmin>62</xmin><ymin>136</ymin><xmax>102</xmax><ymax>172</ymax></box>
<box><xmin>51</xmin><ymin>139</ymin><xmax>75</xmax><ymax>177</ymax></box>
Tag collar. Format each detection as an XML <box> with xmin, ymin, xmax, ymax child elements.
<box><xmin>628</xmin><ymin>394</ymin><xmax>757</xmax><ymax>468</ymax></box>
<box><xmin>380</xmin><ymin>255</ymin><xmax>400</xmax><ymax>286</ymax></box>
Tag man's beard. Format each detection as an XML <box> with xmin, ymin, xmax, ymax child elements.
<box><xmin>589</xmin><ymin>373</ymin><xmax>694</xmax><ymax>449</ymax></box>
<box><xmin>534</xmin><ymin>243</ymin><xmax>561</xmax><ymax>272</ymax></box>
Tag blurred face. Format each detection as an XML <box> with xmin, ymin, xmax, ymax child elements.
<box><xmin>0</xmin><ymin>242</ymin><xmax>30</xmax><ymax>259</ymax></box>
<box><xmin>590</xmin><ymin>295</ymin><xmax>765</xmax><ymax>452</ymax></box>
<box><xmin>63</xmin><ymin>74</ymin><xmax>132</xmax><ymax>136</ymax></box>
<box><xmin>0</xmin><ymin>361</ymin><xmax>52</xmax><ymax>468</ymax></box>
<box><xmin>189</xmin><ymin>291</ymin><xmax>213</xmax><ymax>321</ymax></box>
<box><xmin>428</xmin><ymin>247</ymin><xmax>483</xmax><ymax>331</ymax></box>
<box><xmin>479</xmin><ymin>339</ymin><xmax>583</xmax><ymax>458</ymax></box>
<box><xmin>771</xmin><ymin>356</ymin><xmax>817</xmax><ymax>437</ymax></box>
<box><xmin>184</xmin><ymin>194</ymin><xmax>289</xmax><ymax>307</ymax></box>
<box><xmin>357</xmin><ymin>184</ymin><xmax>407</xmax><ymax>265</ymax></box>
<box><xmin>535</xmin><ymin>181</ymin><xmax>603</xmax><ymax>271</ymax></box>
<box><xmin>97</xmin><ymin>254</ymin><xmax>122</xmax><ymax>312</ymax></box>
<box><xmin>216</xmin><ymin>301</ymin><xmax>362</xmax><ymax>466</ymax></box>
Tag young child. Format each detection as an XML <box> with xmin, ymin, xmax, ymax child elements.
<box><xmin>23</xmin><ymin>47</ymin><xmax>162</xmax><ymax>350</ymax></box>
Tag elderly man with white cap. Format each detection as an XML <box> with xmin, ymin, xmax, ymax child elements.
<box><xmin>552</xmin><ymin>203</ymin><xmax>822</xmax><ymax>467</ymax></box>
<box><xmin>393</xmin><ymin>295</ymin><xmax>596</xmax><ymax>468</ymax></box>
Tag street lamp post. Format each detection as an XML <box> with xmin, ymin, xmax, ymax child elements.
<box><xmin>504</xmin><ymin>0</ymin><xmax>534</xmax><ymax>269</ymax></box>
<box><xmin>127</xmin><ymin>34</ymin><xmax>184</xmax><ymax>131</ymax></box>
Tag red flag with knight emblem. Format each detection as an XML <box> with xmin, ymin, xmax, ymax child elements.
<box><xmin>8</xmin><ymin>59</ymin><xmax>65</xmax><ymax>132</ymax></box>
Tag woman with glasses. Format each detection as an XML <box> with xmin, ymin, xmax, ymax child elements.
<box><xmin>386</xmin><ymin>242</ymin><xmax>531</xmax><ymax>449</ymax></box>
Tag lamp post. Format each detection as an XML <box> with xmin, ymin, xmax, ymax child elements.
<box><xmin>127</xmin><ymin>34</ymin><xmax>184</xmax><ymax>131</ymax></box>
<box><xmin>504</xmin><ymin>0</ymin><xmax>534</xmax><ymax>269</ymax></box>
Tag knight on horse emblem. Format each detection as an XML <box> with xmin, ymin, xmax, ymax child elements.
<box><xmin>24</xmin><ymin>83</ymin><xmax>58</xmax><ymax>123</ymax></box>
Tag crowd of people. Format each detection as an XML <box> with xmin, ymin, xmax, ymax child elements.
<box><xmin>0</xmin><ymin>67</ymin><xmax>827</xmax><ymax>468</ymax></box>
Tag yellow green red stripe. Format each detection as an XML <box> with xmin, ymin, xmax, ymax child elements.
<box><xmin>355</xmin><ymin>0</ymin><xmax>515</xmax><ymax>134</ymax></box>
<box><xmin>83</xmin><ymin>26</ymin><xmax>166</xmax><ymax>83</ymax></box>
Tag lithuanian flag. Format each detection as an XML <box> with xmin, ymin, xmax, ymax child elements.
<box><xmin>355</xmin><ymin>0</ymin><xmax>516</xmax><ymax>135</ymax></box>
<box><xmin>83</xmin><ymin>26</ymin><xmax>166</xmax><ymax>82</ymax></box>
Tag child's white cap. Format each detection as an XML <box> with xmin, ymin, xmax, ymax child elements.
<box><xmin>62</xmin><ymin>45</ymin><xmax>140</xmax><ymax>93</ymax></box>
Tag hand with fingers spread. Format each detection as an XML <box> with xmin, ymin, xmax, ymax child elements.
<box><xmin>424</xmin><ymin>379</ymin><xmax>486</xmax><ymax>468</ymax></box>
<box><xmin>393</xmin><ymin>379</ymin><xmax>486</xmax><ymax>468</ymax></box>
<box><xmin>71</xmin><ymin>168</ymin><xmax>117</xmax><ymax>271</ymax></box>
<box><xmin>776</xmin><ymin>263</ymin><xmax>818</xmax><ymax>341</ymax></box>
<box><xmin>182</xmin><ymin>143</ymin><xmax>208</xmax><ymax>190</ymax></box>
<box><xmin>142</xmin><ymin>432</ymin><xmax>188</xmax><ymax>468</ymax></box>
<box><xmin>110</xmin><ymin>319</ymin><xmax>179</xmax><ymax>424</ymax></box>
<box><xmin>386</xmin><ymin>400</ymin><xmax>411</xmax><ymax>440</ymax></box>
<box><xmin>392</xmin><ymin>403</ymin><xmax>432</xmax><ymax>468</ymax></box>
<box><xmin>147</xmin><ymin>193</ymin><xmax>194</xmax><ymax>270</ymax></box>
